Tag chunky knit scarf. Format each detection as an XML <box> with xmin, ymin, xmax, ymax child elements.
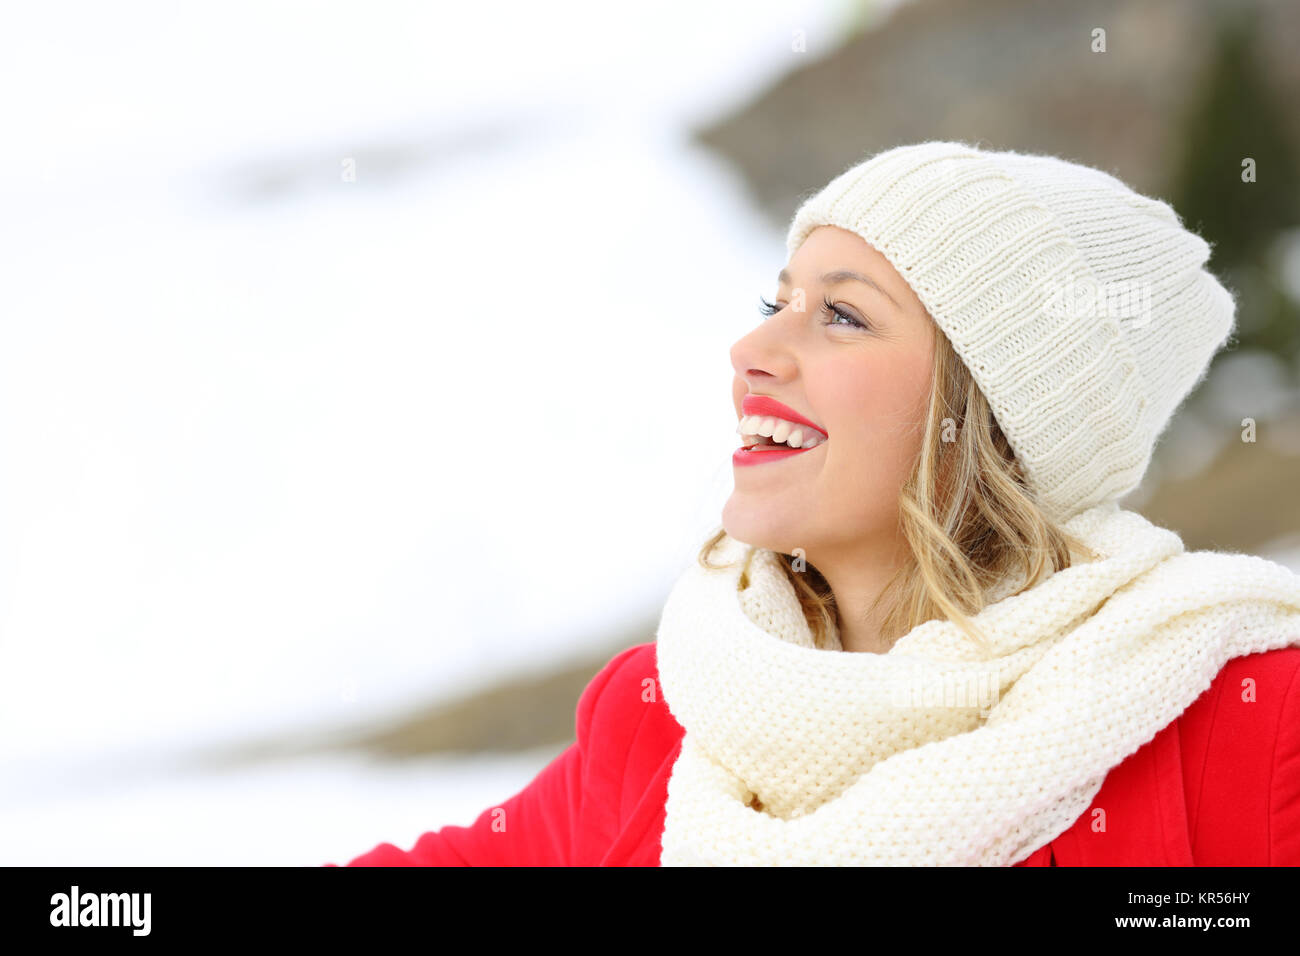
<box><xmin>654</xmin><ymin>501</ymin><xmax>1300</xmax><ymax>866</ymax></box>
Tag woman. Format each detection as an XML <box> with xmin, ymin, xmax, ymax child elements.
<box><xmin>328</xmin><ymin>141</ymin><xmax>1300</xmax><ymax>866</ymax></box>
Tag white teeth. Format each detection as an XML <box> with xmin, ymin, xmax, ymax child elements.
<box><xmin>736</xmin><ymin>414</ymin><xmax>826</xmax><ymax>449</ymax></box>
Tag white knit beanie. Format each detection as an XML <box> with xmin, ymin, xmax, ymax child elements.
<box><xmin>785</xmin><ymin>141</ymin><xmax>1238</xmax><ymax>524</ymax></box>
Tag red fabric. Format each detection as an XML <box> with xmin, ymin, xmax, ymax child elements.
<box><xmin>326</xmin><ymin>642</ymin><xmax>1300</xmax><ymax>866</ymax></box>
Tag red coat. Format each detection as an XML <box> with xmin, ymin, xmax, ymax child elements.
<box><xmin>328</xmin><ymin>642</ymin><xmax>1300</xmax><ymax>866</ymax></box>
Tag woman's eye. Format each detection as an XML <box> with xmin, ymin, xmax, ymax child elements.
<box><xmin>758</xmin><ymin>295</ymin><xmax>781</xmax><ymax>318</ymax></box>
<box><xmin>821</xmin><ymin>296</ymin><xmax>868</xmax><ymax>330</ymax></box>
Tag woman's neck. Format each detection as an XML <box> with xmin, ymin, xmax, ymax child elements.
<box><xmin>811</xmin><ymin>532</ymin><xmax>908</xmax><ymax>654</ymax></box>
<box><xmin>835</xmin><ymin>604</ymin><xmax>897</xmax><ymax>654</ymax></box>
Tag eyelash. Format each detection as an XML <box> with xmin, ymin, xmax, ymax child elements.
<box><xmin>758</xmin><ymin>294</ymin><xmax>869</xmax><ymax>331</ymax></box>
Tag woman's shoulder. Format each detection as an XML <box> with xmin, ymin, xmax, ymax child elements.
<box><xmin>574</xmin><ymin>642</ymin><xmax>684</xmax><ymax>829</ymax></box>
<box><xmin>577</xmin><ymin>642</ymin><xmax>683</xmax><ymax>754</ymax></box>
<box><xmin>1181</xmin><ymin>645</ymin><xmax>1300</xmax><ymax>762</ymax></box>
<box><xmin>1187</xmin><ymin>645</ymin><xmax>1300</xmax><ymax>724</ymax></box>
<box><xmin>1178</xmin><ymin>645</ymin><xmax>1300</xmax><ymax>864</ymax></box>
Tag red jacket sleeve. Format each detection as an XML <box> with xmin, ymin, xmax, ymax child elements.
<box><xmin>324</xmin><ymin>643</ymin><xmax>645</xmax><ymax>866</ymax></box>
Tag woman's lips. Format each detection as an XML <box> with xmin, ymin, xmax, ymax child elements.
<box><xmin>733</xmin><ymin>394</ymin><xmax>828</xmax><ymax>467</ymax></box>
<box><xmin>739</xmin><ymin>394</ymin><xmax>828</xmax><ymax>439</ymax></box>
<box><xmin>732</xmin><ymin>441</ymin><xmax>824</xmax><ymax>467</ymax></box>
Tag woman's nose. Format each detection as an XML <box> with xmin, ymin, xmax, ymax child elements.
<box><xmin>730</xmin><ymin>322</ymin><xmax>798</xmax><ymax>383</ymax></box>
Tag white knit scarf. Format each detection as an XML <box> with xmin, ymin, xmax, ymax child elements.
<box><xmin>654</xmin><ymin>501</ymin><xmax>1300</xmax><ymax>865</ymax></box>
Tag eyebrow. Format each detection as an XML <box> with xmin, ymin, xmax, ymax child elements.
<box><xmin>778</xmin><ymin>268</ymin><xmax>899</xmax><ymax>307</ymax></box>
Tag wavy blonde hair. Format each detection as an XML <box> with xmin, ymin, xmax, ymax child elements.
<box><xmin>698</xmin><ymin>326</ymin><xmax>1100</xmax><ymax>653</ymax></box>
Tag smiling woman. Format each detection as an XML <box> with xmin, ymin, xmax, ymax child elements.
<box><xmin>711</xmin><ymin>222</ymin><xmax>1096</xmax><ymax>656</ymax></box>
<box><xmin>717</xmin><ymin>223</ymin><xmax>1053</xmax><ymax>656</ymax></box>
<box><xmin>333</xmin><ymin>140</ymin><xmax>1300</xmax><ymax>869</ymax></box>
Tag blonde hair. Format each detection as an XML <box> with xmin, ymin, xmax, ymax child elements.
<box><xmin>698</xmin><ymin>326</ymin><xmax>1100</xmax><ymax>653</ymax></box>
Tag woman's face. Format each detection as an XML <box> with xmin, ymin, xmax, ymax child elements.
<box><xmin>724</xmin><ymin>225</ymin><xmax>937</xmax><ymax>561</ymax></box>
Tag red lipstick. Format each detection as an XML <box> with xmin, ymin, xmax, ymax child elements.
<box><xmin>740</xmin><ymin>395</ymin><xmax>828</xmax><ymax>439</ymax></box>
<box><xmin>733</xmin><ymin>394</ymin><xmax>828</xmax><ymax>468</ymax></box>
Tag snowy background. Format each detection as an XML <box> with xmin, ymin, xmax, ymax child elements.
<box><xmin>2</xmin><ymin>0</ymin><xmax>1296</xmax><ymax>867</ymax></box>
<box><xmin>0</xmin><ymin>0</ymin><xmax>882</xmax><ymax>865</ymax></box>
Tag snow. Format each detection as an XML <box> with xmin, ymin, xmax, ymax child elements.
<box><xmin>1</xmin><ymin>743</ymin><xmax>570</xmax><ymax>866</ymax></box>
<box><xmin>3</xmin><ymin>0</ymin><xmax>1292</xmax><ymax>868</ymax></box>
<box><xmin>0</xmin><ymin>0</ymin><xmax>861</xmax><ymax>864</ymax></box>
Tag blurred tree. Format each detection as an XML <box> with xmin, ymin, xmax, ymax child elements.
<box><xmin>1166</xmin><ymin>6</ymin><xmax>1300</xmax><ymax>378</ymax></box>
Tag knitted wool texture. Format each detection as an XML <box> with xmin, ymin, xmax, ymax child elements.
<box><xmin>784</xmin><ymin>141</ymin><xmax>1237</xmax><ymax>524</ymax></box>
<box><xmin>655</xmin><ymin>502</ymin><xmax>1300</xmax><ymax>865</ymax></box>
